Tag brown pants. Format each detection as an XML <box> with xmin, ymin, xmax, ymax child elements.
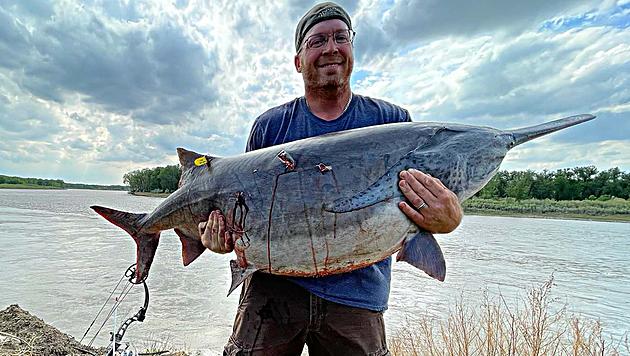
<box><xmin>223</xmin><ymin>272</ymin><xmax>390</xmax><ymax>356</ymax></box>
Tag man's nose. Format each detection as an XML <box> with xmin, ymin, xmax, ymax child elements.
<box><xmin>321</xmin><ymin>35</ymin><xmax>339</xmax><ymax>54</ymax></box>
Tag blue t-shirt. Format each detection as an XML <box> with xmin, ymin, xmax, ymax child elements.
<box><xmin>246</xmin><ymin>94</ymin><xmax>411</xmax><ymax>311</ymax></box>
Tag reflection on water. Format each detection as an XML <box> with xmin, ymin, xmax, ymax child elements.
<box><xmin>1</xmin><ymin>189</ymin><xmax>629</xmax><ymax>353</ymax></box>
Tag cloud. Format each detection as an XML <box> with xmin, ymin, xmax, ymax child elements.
<box><xmin>502</xmin><ymin>139</ymin><xmax>630</xmax><ymax>172</ymax></box>
<box><xmin>0</xmin><ymin>94</ymin><xmax>61</xmax><ymax>139</ymax></box>
<box><xmin>0</xmin><ymin>1</ymin><xmax>628</xmax><ymax>185</ymax></box>
<box><xmin>354</xmin><ymin>25</ymin><xmax>630</xmax><ymax>130</ymax></box>
<box><xmin>382</xmin><ymin>0</ymin><xmax>596</xmax><ymax>40</ymax></box>
<box><xmin>0</xmin><ymin>1</ymin><xmax>219</xmax><ymax>125</ymax></box>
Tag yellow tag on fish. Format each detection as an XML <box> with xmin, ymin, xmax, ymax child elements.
<box><xmin>194</xmin><ymin>156</ymin><xmax>208</xmax><ymax>166</ymax></box>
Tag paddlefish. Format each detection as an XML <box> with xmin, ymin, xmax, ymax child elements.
<box><xmin>91</xmin><ymin>114</ymin><xmax>595</xmax><ymax>293</ymax></box>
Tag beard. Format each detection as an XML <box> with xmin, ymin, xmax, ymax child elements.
<box><xmin>302</xmin><ymin>55</ymin><xmax>353</xmax><ymax>92</ymax></box>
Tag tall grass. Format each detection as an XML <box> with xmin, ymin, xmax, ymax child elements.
<box><xmin>389</xmin><ymin>277</ymin><xmax>629</xmax><ymax>356</ymax></box>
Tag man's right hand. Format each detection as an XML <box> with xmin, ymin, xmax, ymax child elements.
<box><xmin>198</xmin><ymin>210</ymin><xmax>235</xmax><ymax>254</ymax></box>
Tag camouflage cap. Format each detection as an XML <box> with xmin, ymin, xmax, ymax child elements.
<box><xmin>295</xmin><ymin>2</ymin><xmax>352</xmax><ymax>52</ymax></box>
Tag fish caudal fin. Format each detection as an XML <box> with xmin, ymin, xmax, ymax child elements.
<box><xmin>228</xmin><ymin>260</ymin><xmax>258</xmax><ymax>296</ymax></box>
<box><xmin>91</xmin><ymin>205</ymin><xmax>160</xmax><ymax>282</ymax></box>
<box><xmin>396</xmin><ymin>232</ymin><xmax>446</xmax><ymax>281</ymax></box>
<box><xmin>174</xmin><ymin>228</ymin><xmax>206</xmax><ymax>266</ymax></box>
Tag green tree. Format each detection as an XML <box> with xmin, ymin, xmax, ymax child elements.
<box><xmin>553</xmin><ymin>169</ymin><xmax>581</xmax><ymax>200</ymax></box>
<box><xmin>530</xmin><ymin>170</ymin><xmax>555</xmax><ymax>199</ymax></box>
<box><xmin>572</xmin><ymin>166</ymin><xmax>598</xmax><ymax>199</ymax></box>
<box><xmin>158</xmin><ymin>165</ymin><xmax>180</xmax><ymax>192</ymax></box>
<box><xmin>506</xmin><ymin>170</ymin><xmax>534</xmax><ymax>200</ymax></box>
<box><xmin>123</xmin><ymin>165</ymin><xmax>181</xmax><ymax>193</ymax></box>
<box><xmin>600</xmin><ymin>167</ymin><xmax>625</xmax><ymax>198</ymax></box>
<box><xmin>477</xmin><ymin>171</ymin><xmax>509</xmax><ymax>198</ymax></box>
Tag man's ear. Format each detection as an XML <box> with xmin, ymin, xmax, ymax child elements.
<box><xmin>294</xmin><ymin>54</ymin><xmax>302</xmax><ymax>73</ymax></box>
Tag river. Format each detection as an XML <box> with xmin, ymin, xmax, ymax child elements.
<box><xmin>0</xmin><ymin>189</ymin><xmax>628</xmax><ymax>354</ymax></box>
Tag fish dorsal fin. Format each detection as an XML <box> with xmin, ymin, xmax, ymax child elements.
<box><xmin>176</xmin><ymin>147</ymin><xmax>218</xmax><ymax>187</ymax></box>
<box><xmin>176</xmin><ymin>147</ymin><xmax>216</xmax><ymax>169</ymax></box>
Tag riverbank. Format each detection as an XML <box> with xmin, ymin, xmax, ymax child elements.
<box><xmin>0</xmin><ymin>305</ymin><xmax>187</xmax><ymax>356</ymax></box>
<box><xmin>129</xmin><ymin>191</ymin><xmax>171</xmax><ymax>198</ymax></box>
<box><xmin>3</xmin><ymin>278</ymin><xmax>628</xmax><ymax>356</ymax></box>
<box><xmin>0</xmin><ymin>183</ymin><xmax>64</xmax><ymax>189</ymax></box>
<box><xmin>465</xmin><ymin>209</ymin><xmax>630</xmax><ymax>222</ymax></box>
<box><xmin>463</xmin><ymin>197</ymin><xmax>630</xmax><ymax>223</ymax></box>
<box><xmin>1</xmin><ymin>174</ymin><xmax>127</xmax><ymax>191</ymax></box>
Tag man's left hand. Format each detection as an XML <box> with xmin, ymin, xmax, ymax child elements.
<box><xmin>398</xmin><ymin>169</ymin><xmax>462</xmax><ymax>233</ymax></box>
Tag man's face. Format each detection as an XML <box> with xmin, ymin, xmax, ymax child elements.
<box><xmin>295</xmin><ymin>19</ymin><xmax>354</xmax><ymax>91</ymax></box>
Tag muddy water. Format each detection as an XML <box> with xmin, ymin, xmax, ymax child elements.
<box><xmin>1</xmin><ymin>189</ymin><xmax>628</xmax><ymax>354</ymax></box>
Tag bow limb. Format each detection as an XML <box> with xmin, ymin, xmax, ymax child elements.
<box><xmin>107</xmin><ymin>264</ymin><xmax>150</xmax><ymax>356</ymax></box>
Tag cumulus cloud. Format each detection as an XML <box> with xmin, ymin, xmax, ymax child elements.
<box><xmin>1</xmin><ymin>1</ymin><xmax>219</xmax><ymax>125</ymax></box>
<box><xmin>0</xmin><ymin>0</ymin><xmax>628</xmax><ymax>184</ymax></box>
<box><xmin>383</xmin><ymin>0</ymin><xmax>595</xmax><ymax>40</ymax></box>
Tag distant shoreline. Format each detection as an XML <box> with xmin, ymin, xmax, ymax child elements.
<box><xmin>463</xmin><ymin>197</ymin><xmax>630</xmax><ymax>223</ymax></box>
<box><xmin>464</xmin><ymin>209</ymin><xmax>630</xmax><ymax>223</ymax></box>
<box><xmin>0</xmin><ymin>184</ymin><xmax>64</xmax><ymax>190</ymax></box>
<box><xmin>129</xmin><ymin>191</ymin><xmax>171</xmax><ymax>198</ymax></box>
<box><xmin>0</xmin><ymin>183</ymin><xmax>127</xmax><ymax>191</ymax></box>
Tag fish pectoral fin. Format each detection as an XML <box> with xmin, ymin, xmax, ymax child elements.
<box><xmin>396</xmin><ymin>231</ymin><xmax>446</xmax><ymax>282</ymax></box>
<box><xmin>323</xmin><ymin>168</ymin><xmax>402</xmax><ymax>213</ymax></box>
<box><xmin>323</xmin><ymin>151</ymin><xmax>419</xmax><ymax>213</ymax></box>
<box><xmin>174</xmin><ymin>228</ymin><xmax>206</xmax><ymax>266</ymax></box>
<box><xmin>228</xmin><ymin>260</ymin><xmax>258</xmax><ymax>296</ymax></box>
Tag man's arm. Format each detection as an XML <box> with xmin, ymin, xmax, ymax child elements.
<box><xmin>398</xmin><ymin>169</ymin><xmax>462</xmax><ymax>233</ymax></box>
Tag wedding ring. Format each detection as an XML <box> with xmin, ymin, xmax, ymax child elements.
<box><xmin>416</xmin><ymin>202</ymin><xmax>427</xmax><ymax>210</ymax></box>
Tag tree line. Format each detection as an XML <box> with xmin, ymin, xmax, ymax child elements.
<box><xmin>123</xmin><ymin>165</ymin><xmax>180</xmax><ymax>193</ymax></box>
<box><xmin>0</xmin><ymin>174</ymin><xmax>126</xmax><ymax>190</ymax></box>
<box><xmin>0</xmin><ymin>175</ymin><xmax>65</xmax><ymax>188</ymax></box>
<box><xmin>476</xmin><ymin>166</ymin><xmax>630</xmax><ymax>200</ymax></box>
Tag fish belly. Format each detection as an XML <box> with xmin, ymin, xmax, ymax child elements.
<box><xmin>242</xmin><ymin>199</ymin><xmax>411</xmax><ymax>276</ymax></box>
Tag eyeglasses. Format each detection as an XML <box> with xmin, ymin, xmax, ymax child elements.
<box><xmin>300</xmin><ymin>29</ymin><xmax>355</xmax><ymax>52</ymax></box>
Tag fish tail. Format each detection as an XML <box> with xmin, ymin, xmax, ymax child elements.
<box><xmin>91</xmin><ymin>205</ymin><xmax>160</xmax><ymax>282</ymax></box>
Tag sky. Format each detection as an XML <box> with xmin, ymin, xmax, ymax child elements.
<box><xmin>0</xmin><ymin>0</ymin><xmax>629</xmax><ymax>185</ymax></box>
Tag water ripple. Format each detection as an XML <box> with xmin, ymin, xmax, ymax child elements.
<box><xmin>1</xmin><ymin>189</ymin><xmax>629</xmax><ymax>351</ymax></box>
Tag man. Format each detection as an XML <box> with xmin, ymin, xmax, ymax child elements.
<box><xmin>199</xmin><ymin>3</ymin><xmax>462</xmax><ymax>355</ymax></box>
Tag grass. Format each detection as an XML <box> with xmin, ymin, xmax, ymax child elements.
<box><xmin>388</xmin><ymin>277</ymin><xmax>629</xmax><ymax>356</ymax></box>
<box><xmin>137</xmin><ymin>335</ymin><xmax>188</xmax><ymax>356</ymax></box>
<box><xmin>0</xmin><ymin>183</ymin><xmax>64</xmax><ymax>189</ymax></box>
<box><xmin>463</xmin><ymin>197</ymin><xmax>630</xmax><ymax>222</ymax></box>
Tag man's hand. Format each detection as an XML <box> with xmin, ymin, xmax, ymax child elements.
<box><xmin>398</xmin><ymin>169</ymin><xmax>463</xmax><ymax>233</ymax></box>
<box><xmin>198</xmin><ymin>210</ymin><xmax>235</xmax><ymax>254</ymax></box>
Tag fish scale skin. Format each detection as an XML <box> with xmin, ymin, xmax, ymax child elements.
<box><xmin>94</xmin><ymin>115</ymin><xmax>595</xmax><ymax>280</ymax></box>
<box><xmin>146</xmin><ymin>122</ymin><xmax>498</xmax><ymax>275</ymax></box>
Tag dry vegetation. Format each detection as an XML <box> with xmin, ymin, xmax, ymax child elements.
<box><xmin>2</xmin><ymin>278</ymin><xmax>627</xmax><ymax>355</ymax></box>
<box><xmin>0</xmin><ymin>305</ymin><xmax>188</xmax><ymax>356</ymax></box>
<box><xmin>389</xmin><ymin>278</ymin><xmax>629</xmax><ymax>356</ymax></box>
<box><xmin>0</xmin><ymin>305</ymin><xmax>103</xmax><ymax>355</ymax></box>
